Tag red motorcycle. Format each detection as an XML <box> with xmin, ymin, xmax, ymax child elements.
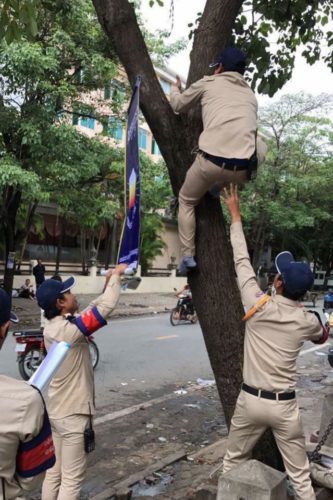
<box><xmin>13</xmin><ymin>329</ymin><xmax>99</xmax><ymax>381</ymax></box>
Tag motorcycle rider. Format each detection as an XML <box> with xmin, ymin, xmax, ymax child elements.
<box><xmin>0</xmin><ymin>289</ymin><xmax>55</xmax><ymax>499</ymax></box>
<box><xmin>175</xmin><ymin>284</ymin><xmax>195</xmax><ymax>319</ymax></box>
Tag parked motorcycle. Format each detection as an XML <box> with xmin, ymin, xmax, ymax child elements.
<box><xmin>13</xmin><ymin>329</ymin><xmax>99</xmax><ymax>381</ymax></box>
<box><xmin>170</xmin><ymin>288</ymin><xmax>198</xmax><ymax>326</ymax></box>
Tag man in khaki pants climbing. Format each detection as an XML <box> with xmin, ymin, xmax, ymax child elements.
<box><xmin>221</xmin><ymin>184</ymin><xmax>328</xmax><ymax>500</ymax></box>
<box><xmin>170</xmin><ymin>47</ymin><xmax>267</xmax><ymax>274</ymax></box>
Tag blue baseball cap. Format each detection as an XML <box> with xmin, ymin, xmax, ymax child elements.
<box><xmin>209</xmin><ymin>47</ymin><xmax>247</xmax><ymax>74</ymax></box>
<box><xmin>0</xmin><ymin>289</ymin><xmax>18</xmax><ymax>326</ymax></box>
<box><xmin>275</xmin><ymin>251</ymin><xmax>314</xmax><ymax>298</ymax></box>
<box><xmin>36</xmin><ymin>277</ymin><xmax>76</xmax><ymax>310</ymax></box>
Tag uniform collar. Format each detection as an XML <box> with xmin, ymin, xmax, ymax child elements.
<box><xmin>273</xmin><ymin>294</ymin><xmax>302</xmax><ymax>307</ymax></box>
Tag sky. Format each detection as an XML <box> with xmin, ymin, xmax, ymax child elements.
<box><xmin>139</xmin><ymin>0</ymin><xmax>333</xmax><ymax>103</ymax></box>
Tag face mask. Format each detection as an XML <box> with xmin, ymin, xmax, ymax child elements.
<box><xmin>271</xmin><ymin>284</ymin><xmax>277</xmax><ymax>297</ymax></box>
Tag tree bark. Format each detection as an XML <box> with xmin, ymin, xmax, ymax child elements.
<box><xmin>3</xmin><ymin>188</ymin><xmax>22</xmax><ymax>294</ymax></box>
<box><xmin>92</xmin><ymin>0</ymin><xmax>282</xmax><ymax>468</ymax></box>
<box><xmin>16</xmin><ymin>202</ymin><xmax>38</xmax><ymax>272</ymax></box>
<box><xmin>55</xmin><ymin>219</ymin><xmax>65</xmax><ymax>273</ymax></box>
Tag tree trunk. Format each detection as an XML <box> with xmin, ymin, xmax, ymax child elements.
<box><xmin>110</xmin><ymin>217</ymin><xmax>118</xmax><ymax>265</ymax></box>
<box><xmin>55</xmin><ymin>220</ymin><xmax>65</xmax><ymax>274</ymax></box>
<box><xmin>3</xmin><ymin>188</ymin><xmax>22</xmax><ymax>295</ymax></box>
<box><xmin>96</xmin><ymin>226</ymin><xmax>103</xmax><ymax>260</ymax></box>
<box><xmin>81</xmin><ymin>230</ymin><xmax>87</xmax><ymax>274</ymax></box>
<box><xmin>16</xmin><ymin>202</ymin><xmax>38</xmax><ymax>272</ymax></box>
<box><xmin>92</xmin><ymin>0</ymin><xmax>282</xmax><ymax>468</ymax></box>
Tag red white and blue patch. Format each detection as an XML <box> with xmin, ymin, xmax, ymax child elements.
<box><xmin>75</xmin><ymin>306</ymin><xmax>107</xmax><ymax>336</ymax></box>
<box><xmin>16</xmin><ymin>410</ymin><xmax>55</xmax><ymax>477</ymax></box>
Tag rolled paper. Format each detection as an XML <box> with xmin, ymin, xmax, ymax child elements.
<box><xmin>28</xmin><ymin>341</ymin><xmax>71</xmax><ymax>392</ymax></box>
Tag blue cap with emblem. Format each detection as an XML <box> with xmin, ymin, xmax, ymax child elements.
<box><xmin>209</xmin><ymin>47</ymin><xmax>247</xmax><ymax>74</ymax></box>
<box><xmin>275</xmin><ymin>251</ymin><xmax>314</xmax><ymax>298</ymax></box>
<box><xmin>0</xmin><ymin>289</ymin><xmax>18</xmax><ymax>325</ymax></box>
<box><xmin>36</xmin><ymin>277</ymin><xmax>76</xmax><ymax>310</ymax></box>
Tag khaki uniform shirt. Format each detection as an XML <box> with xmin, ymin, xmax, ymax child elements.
<box><xmin>0</xmin><ymin>376</ymin><xmax>45</xmax><ymax>499</ymax></box>
<box><xmin>43</xmin><ymin>274</ymin><xmax>121</xmax><ymax>419</ymax></box>
<box><xmin>230</xmin><ymin>222</ymin><xmax>323</xmax><ymax>392</ymax></box>
<box><xmin>170</xmin><ymin>72</ymin><xmax>267</xmax><ymax>162</ymax></box>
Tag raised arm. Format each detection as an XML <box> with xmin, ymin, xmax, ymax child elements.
<box><xmin>170</xmin><ymin>76</ymin><xmax>204</xmax><ymax>114</ymax></box>
<box><xmin>65</xmin><ymin>264</ymin><xmax>128</xmax><ymax>341</ymax></box>
<box><xmin>222</xmin><ymin>185</ymin><xmax>262</xmax><ymax>310</ymax></box>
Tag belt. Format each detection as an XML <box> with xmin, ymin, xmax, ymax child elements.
<box><xmin>199</xmin><ymin>150</ymin><xmax>249</xmax><ymax>170</ymax></box>
<box><xmin>242</xmin><ymin>382</ymin><xmax>296</xmax><ymax>401</ymax></box>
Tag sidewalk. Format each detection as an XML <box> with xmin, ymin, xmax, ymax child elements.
<box><xmin>12</xmin><ymin>292</ymin><xmax>176</xmax><ymax>328</ymax></box>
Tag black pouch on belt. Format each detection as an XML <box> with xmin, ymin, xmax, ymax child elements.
<box><xmin>84</xmin><ymin>403</ymin><xmax>95</xmax><ymax>453</ymax></box>
<box><xmin>247</xmin><ymin>130</ymin><xmax>258</xmax><ymax>181</ymax></box>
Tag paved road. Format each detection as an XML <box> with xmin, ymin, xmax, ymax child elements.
<box><xmin>1</xmin><ymin>304</ymin><xmax>331</xmax><ymax>411</ymax></box>
<box><xmin>1</xmin><ymin>313</ymin><xmax>214</xmax><ymax>408</ymax></box>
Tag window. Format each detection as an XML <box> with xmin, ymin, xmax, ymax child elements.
<box><xmin>159</xmin><ymin>78</ymin><xmax>171</xmax><ymax>94</ymax></box>
<box><xmin>151</xmin><ymin>138</ymin><xmax>161</xmax><ymax>156</ymax></box>
<box><xmin>72</xmin><ymin>114</ymin><xmax>79</xmax><ymax>126</ymax></box>
<box><xmin>138</xmin><ymin>128</ymin><xmax>148</xmax><ymax>150</ymax></box>
<box><xmin>104</xmin><ymin>116</ymin><xmax>123</xmax><ymax>141</ymax></box>
<box><xmin>79</xmin><ymin>116</ymin><xmax>95</xmax><ymax>130</ymax></box>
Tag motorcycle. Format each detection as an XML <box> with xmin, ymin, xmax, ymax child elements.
<box><xmin>13</xmin><ymin>329</ymin><xmax>99</xmax><ymax>381</ymax></box>
<box><xmin>170</xmin><ymin>288</ymin><xmax>198</xmax><ymax>326</ymax></box>
<box><xmin>323</xmin><ymin>309</ymin><xmax>333</xmax><ymax>336</ymax></box>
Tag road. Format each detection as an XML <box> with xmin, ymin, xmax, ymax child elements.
<box><xmin>1</xmin><ymin>306</ymin><xmax>331</xmax><ymax>411</ymax></box>
<box><xmin>1</xmin><ymin>313</ymin><xmax>214</xmax><ymax>408</ymax></box>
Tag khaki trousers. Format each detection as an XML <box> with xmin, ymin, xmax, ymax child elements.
<box><xmin>223</xmin><ymin>391</ymin><xmax>315</xmax><ymax>500</ymax></box>
<box><xmin>178</xmin><ymin>153</ymin><xmax>247</xmax><ymax>256</ymax></box>
<box><xmin>41</xmin><ymin>414</ymin><xmax>90</xmax><ymax>500</ymax></box>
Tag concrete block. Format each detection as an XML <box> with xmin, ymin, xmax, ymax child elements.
<box><xmin>217</xmin><ymin>459</ymin><xmax>288</xmax><ymax>500</ymax></box>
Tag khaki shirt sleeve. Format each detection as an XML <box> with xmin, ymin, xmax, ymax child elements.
<box><xmin>56</xmin><ymin>274</ymin><xmax>122</xmax><ymax>344</ymax></box>
<box><xmin>230</xmin><ymin>221</ymin><xmax>262</xmax><ymax>310</ymax></box>
<box><xmin>84</xmin><ymin>274</ymin><xmax>121</xmax><ymax>318</ymax></box>
<box><xmin>170</xmin><ymin>78</ymin><xmax>205</xmax><ymax>113</ymax></box>
<box><xmin>17</xmin><ymin>388</ymin><xmax>45</xmax><ymax>492</ymax></box>
<box><xmin>304</xmin><ymin>310</ymin><xmax>326</xmax><ymax>343</ymax></box>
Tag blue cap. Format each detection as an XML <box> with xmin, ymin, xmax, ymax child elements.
<box><xmin>0</xmin><ymin>289</ymin><xmax>18</xmax><ymax>326</ymax></box>
<box><xmin>209</xmin><ymin>47</ymin><xmax>246</xmax><ymax>74</ymax></box>
<box><xmin>275</xmin><ymin>251</ymin><xmax>314</xmax><ymax>298</ymax></box>
<box><xmin>36</xmin><ymin>277</ymin><xmax>76</xmax><ymax>310</ymax></box>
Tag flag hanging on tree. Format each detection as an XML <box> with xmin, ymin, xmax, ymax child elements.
<box><xmin>118</xmin><ymin>76</ymin><xmax>142</xmax><ymax>272</ymax></box>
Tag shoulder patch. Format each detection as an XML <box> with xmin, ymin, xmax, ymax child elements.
<box><xmin>75</xmin><ymin>306</ymin><xmax>107</xmax><ymax>337</ymax></box>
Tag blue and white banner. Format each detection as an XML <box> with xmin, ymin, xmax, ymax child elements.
<box><xmin>118</xmin><ymin>76</ymin><xmax>141</xmax><ymax>272</ymax></box>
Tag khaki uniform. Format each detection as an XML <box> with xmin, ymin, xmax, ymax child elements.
<box><xmin>223</xmin><ymin>222</ymin><xmax>324</xmax><ymax>500</ymax></box>
<box><xmin>42</xmin><ymin>274</ymin><xmax>121</xmax><ymax>500</ymax></box>
<box><xmin>0</xmin><ymin>375</ymin><xmax>45</xmax><ymax>500</ymax></box>
<box><xmin>170</xmin><ymin>72</ymin><xmax>267</xmax><ymax>257</ymax></box>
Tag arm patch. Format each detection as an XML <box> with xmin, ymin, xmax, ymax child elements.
<box><xmin>309</xmin><ymin>310</ymin><xmax>329</xmax><ymax>345</ymax></box>
<box><xmin>75</xmin><ymin>306</ymin><xmax>107</xmax><ymax>336</ymax></box>
<box><xmin>16</xmin><ymin>407</ymin><xmax>55</xmax><ymax>477</ymax></box>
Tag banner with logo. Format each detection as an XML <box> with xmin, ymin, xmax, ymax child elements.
<box><xmin>117</xmin><ymin>76</ymin><xmax>141</xmax><ymax>272</ymax></box>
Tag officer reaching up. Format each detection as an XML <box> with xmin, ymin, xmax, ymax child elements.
<box><xmin>0</xmin><ymin>289</ymin><xmax>55</xmax><ymax>499</ymax></box>
<box><xmin>221</xmin><ymin>185</ymin><xmax>328</xmax><ymax>500</ymax></box>
<box><xmin>170</xmin><ymin>47</ymin><xmax>267</xmax><ymax>275</ymax></box>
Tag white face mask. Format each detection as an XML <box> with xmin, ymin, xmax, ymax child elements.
<box><xmin>271</xmin><ymin>284</ymin><xmax>277</xmax><ymax>297</ymax></box>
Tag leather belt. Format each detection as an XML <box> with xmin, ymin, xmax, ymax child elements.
<box><xmin>199</xmin><ymin>150</ymin><xmax>249</xmax><ymax>171</ymax></box>
<box><xmin>242</xmin><ymin>382</ymin><xmax>295</xmax><ymax>401</ymax></box>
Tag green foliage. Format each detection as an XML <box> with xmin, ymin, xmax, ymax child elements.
<box><xmin>0</xmin><ymin>0</ymin><xmax>121</xmax><ymax>271</ymax></box>
<box><xmin>140</xmin><ymin>213</ymin><xmax>166</xmax><ymax>273</ymax></box>
<box><xmin>0</xmin><ymin>0</ymin><xmax>39</xmax><ymax>43</ymax></box>
<box><xmin>232</xmin><ymin>0</ymin><xmax>333</xmax><ymax>96</ymax></box>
